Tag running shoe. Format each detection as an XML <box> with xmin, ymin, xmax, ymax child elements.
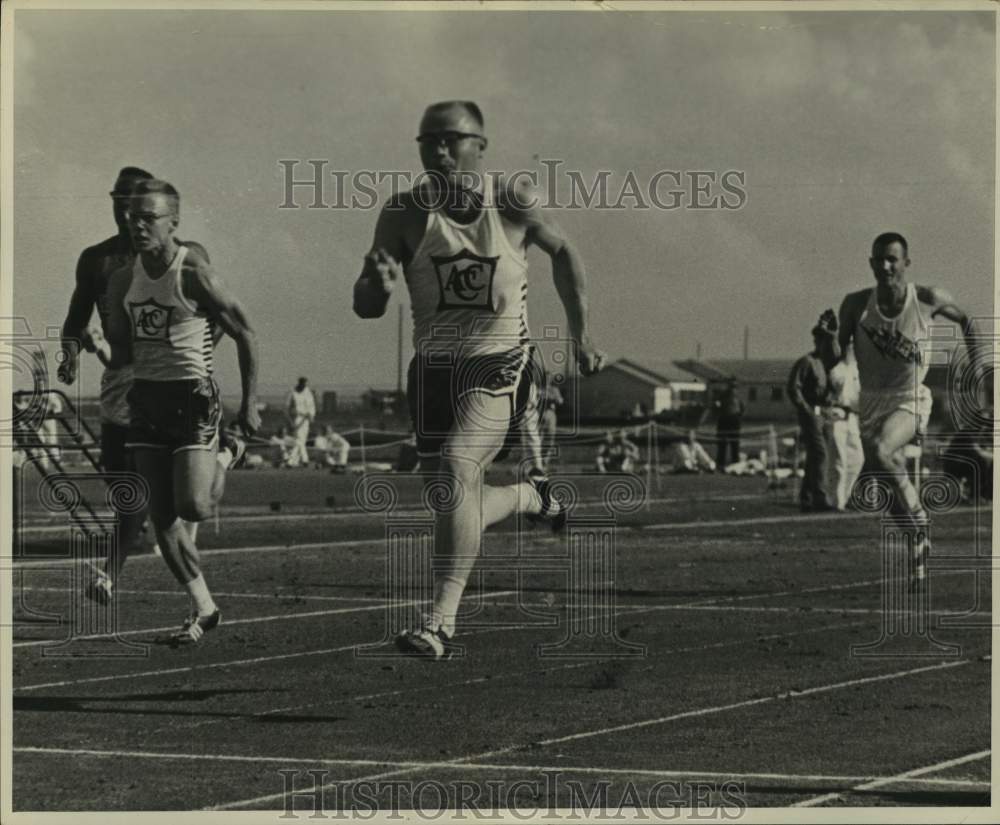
<box><xmin>394</xmin><ymin>626</ymin><xmax>456</xmax><ymax>660</ymax></box>
<box><xmin>170</xmin><ymin>609</ymin><xmax>221</xmax><ymax>646</ymax></box>
<box><xmin>84</xmin><ymin>574</ymin><xmax>114</xmax><ymax>606</ymax></box>
<box><xmin>526</xmin><ymin>475</ymin><xmax>567</xmax><ymax>532</ymax></box>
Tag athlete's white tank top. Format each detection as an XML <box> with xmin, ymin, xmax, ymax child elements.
<box><xmin>406</xmin><ymin>182</ymin><xmax>529</xmax><ymax>358</ymax></box>
<box><xmin>124</xmin><ymin>246</ymin><xmax>213</xmax><ymax>381</ymax></box>
<box><xmin>854</xmin><ymin>283</ymin><xmax>931</xmax><ymax>394</ymax></box>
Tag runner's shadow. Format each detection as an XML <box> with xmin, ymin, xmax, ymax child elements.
<box><xmin>14</xmin><ymin>694</ymin><xmax>347</xmax><ymax>724</ymax></box>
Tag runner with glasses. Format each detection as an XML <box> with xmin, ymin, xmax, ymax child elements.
<box><xmin>353</xmin><ymin>100</ymin><xmax>606</xmax><ymax>659</ymax></box>
<box><xmin>105</xmin><ymin>178</ymin><xmax>260</xmax><ymax>645</ymax></box>
<box><xmin>58</xmin><ymin>167</ymin><xmax>214</xmax><ymax>604</ymax></box>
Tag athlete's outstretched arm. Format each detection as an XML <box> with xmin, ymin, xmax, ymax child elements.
<box><xmin>836</xmin><ymin>292</ymin><xmax>864</xmax><ymax>365</ymax></box>
<box><xmin>179</xmin><ymin>241</ymin><xmax>224</xmax><ymax>347</ymax></box>
<box><xmin>353</xmin><ymin>202</ymin><xmax>407</xmax><ymax>319</ymax></box>
<box><xmin>58</xmin><ymin>252</ymin><xmax>99</xmax><ymax>384</ymax></box>
<box><xmin>529</xmin><ymin>223</ymin><xmax>605</xmax><ymax>375</ymax></box>
<box><xmin>921</xmin><ymin>286</ymin><xmax>986</xmax><ymax>398</ymax></box>
<box><xmin>504</xmin><ymin>179</ymin><xmax>606</xmax><ymax>375</ymax></box>
<box><xmin>184</xmin><ymin>261</ymin><xmax>261</xmax><ymax>436</ymax></box>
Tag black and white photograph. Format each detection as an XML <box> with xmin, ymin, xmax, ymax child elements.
<box><xmin>1</xmin><ymin>0</ymin><xmax>995</xmax><ymax>819</ymax></box>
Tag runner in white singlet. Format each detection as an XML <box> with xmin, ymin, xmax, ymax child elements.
<box><xmin>106</xmin><ymin>179</ymin><xmax>260</xmax><ymax>645</ymax></box>
<box><xmin>836</xmin><ymin>232</ymin><xmax>982</xmax><ymax>581</ymax></box>
<box><xmin>353</xmin><ymin>101</ymin><xmax>607</xmax><ymax>659</ymax></box>
<box><xmin>57</xmin><ymin>167</ymin><xmax>214</xmax><ymax>602</ymax></box>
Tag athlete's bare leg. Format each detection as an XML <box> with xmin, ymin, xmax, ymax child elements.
<box><xmin>422</xmin><ymin>391</ymin><xmax>546</xmax><ymax>636</ymax></box>
<box><xmin>133</xmin><ymin>448</ymin><xmax>217</xmax><ymax>616</ymax></box>
<box><xmin>173</xmin><ymin>447</ymin><xmax>227</xmax><ymax>523</ymax></box>
<box><xmin>863</xmin><ymin>408</ymin><xmax>923</xmax><ymax>523</ymax></box>
<box><xmin>519</xmin><ymin>391</ymin><xmax>545</xmax><ymax>475</ymax></box>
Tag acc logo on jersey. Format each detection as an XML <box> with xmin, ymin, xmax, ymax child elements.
<box><xmin>128</xmin><ymin>298</ymin><xmax>174</xmax><ymax>344</ymax></box>
<box><xmin>433</xmin><ymin>249</ymin><xmax>499</xmax><ymax>312</ymax></box>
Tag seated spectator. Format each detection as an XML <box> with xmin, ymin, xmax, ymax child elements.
<box><xmin>672</xmin><ymin>429</ymin><xmax>716</xmax><ymax>473</ymax></box>
<box><xmin>723</xmin><ymin>449</ymin><xmax>770</xmax><ymax>476</ymax></box>
<box><xmin>313</xmin><ymin>425</ymin><xmax>351</xmax><ymax>473</ymax></box>
<box><xmin>596</xmin><ymin>429</ymin><xmax>641</xmax><ymax>473</ymax></box>
<box><xmin>270</xmin><ymin>426</ymin><xmax>295</xmax><ymax>468</ymax></box>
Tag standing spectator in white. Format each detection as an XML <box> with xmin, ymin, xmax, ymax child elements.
<box><xmin>285</xmin><ymin>376</ymin><xmax>316</xmax><ymax>468</ymax></box>
<box><xmin>31</xmin><ymin>360</ymin><xmax>63</xmax><ymax>471</ymax></box>
<box><xmin>824</xmin><ymin>357</ymin><xmax>864</xmax><ymax>511</ymax></box>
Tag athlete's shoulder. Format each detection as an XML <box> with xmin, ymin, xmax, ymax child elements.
<box><xmin>79</xmin><ymin>234</ymin><xmax>126</xmax><ymax>262</ymax></box>
<box><xmin>179</xmin><ymin>243</ymin><xmax>211</xmax><ymax>272</ymax></box>
<box><xmin>915</xmin><ymin>283</ymin><xmax>952</xmax><ymax>306</ymax></box>
<box><xmin>391</xmin><ymin>184</ymin><xmax>441</xmax><ymax>215</ymax></box>
<box><xmin>178</xmin><ymin>239</ymin><xmax>211</xmax><ymax>265</ymax></box>
<box><xmin>840</xmin><ymin>288</ymin><xmax>872</xmax><ymax>311</ymax></box>
<box><xmin>493</xmin><ymin>173</ymin><xmax>543</xmax><ymax>225</ymax></box>
<box><xmin>379</xmin><ymin>186</ymin><xmax>430</xmax><ymax>245</ymax></box>
<box><xmin>107</xmin><ymin>260</ymin><xmax>134</xmax><ymax>291</ymax></box>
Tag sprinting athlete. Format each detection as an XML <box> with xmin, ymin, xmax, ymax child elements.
<box><xmin>58</xmin><ymin>167</ymin><xmax>213</xmax><ymax>602</ymax></box>
<box><xmin>353</xmin><ymin>100</ymin><xmax>606</xmax><ymax>659</ymax></box>
<box><xmin>837</xmin><ymin>231</ymin><xmax>981</xmax><ymax>581</ymax></box>
<box><xmin>106</xmin><ymin>179</ymin><xmax>259</xmax><ymax>644</ymax></box>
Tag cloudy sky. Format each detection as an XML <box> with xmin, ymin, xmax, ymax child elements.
<box><xmin>10</xmin><ymin>6</ymin><xmax>995</xmax><ymax>399</ymax></box>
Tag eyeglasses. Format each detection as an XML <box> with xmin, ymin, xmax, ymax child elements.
<box><xmin>127</xmin><ymin>212</ymin><xmax>172</xmax><ymax>226</ymax></box>
<box><xmin>415</xmin><ymin>131</ymin><xmax>486</xmax><ymax>148</ymax></box>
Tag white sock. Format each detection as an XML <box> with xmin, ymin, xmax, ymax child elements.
<box><xmin>909</xmin><ymin>507</ymin><xmax>929</xmax><ymax>531</ymax></box>
<box><xmin>429</xmin><ymin>575</ymin><xmax>466</xmax><ymax>637</ymax></box>
<box><xmin>184</xmin><ymin>574</ymin><xmax>217</xmax><ymax>616</ymax></box>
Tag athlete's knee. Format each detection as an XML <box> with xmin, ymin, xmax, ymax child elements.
<box><xmin>176</xmin><ymin>496</ymin><xmax>213</xmax><ymax>523</ymax></box>
<box><xmin>148</xmin><ymin>505</ymin><xmax>180</xmax><ymax>533</ymax></box>
<box><xmin>438</xmin><ymin>455</ymin><xmax>483</xmax><ymax>493</ymax></box>
<box><xmin>873</xmin><ymin>441</ymin><xmax>903</xmax><ymax>473</ymax></box>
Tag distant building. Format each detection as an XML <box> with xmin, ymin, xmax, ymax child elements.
<box><xmin>674</xmin><ymin>359</ymin><xmax>797</xmax><ymax>423</ymax></box>
<box><xmin>571</xmin><ymin>358</ymin><xmax>706</xmax><ymax>420</ymax></box>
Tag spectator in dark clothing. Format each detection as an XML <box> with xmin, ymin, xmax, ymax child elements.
<box><xmin>941</xmin><ymin>413</ymin><xmax>993</xmax><ymax>502</ymax></box>
<box><xmin>714</xmin><ymin>380</ymin><xmax>745</xmax><ymax>469</ymax></box>
<box><xmin>788</xmin><ymin>325</ymin><xmax>833</xmax><ymax>511</ymax></box>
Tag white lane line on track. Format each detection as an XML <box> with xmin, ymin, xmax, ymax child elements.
<box><xmin>11</xmin><ymin>591</ymin><xmax>517</xmax><ymax>651</ymax></box>
<box><xmin>14</xmin><ymin>569</ymin><xmax>894</xmax><ymax>690</ymax></box>
<box><xmin>9</xmin><ymin>538</ymin><xmax>385</xmax><ymax>568</ymax></box>
<box><xmin>10</xmin><ymin>504</ymin><xmax>991</xmax><ymax>570</ymax></box>
<box><xmin>154</xmin><ymin>618</ymin><xmax>872</xmax><ymax>737</ymax></box>
<box><xmin>792</xmin><ymin>749</ymin><xmax>992</xmax><ymax>807</ymax></box>
<box><xmin>9</xmin><ymin>507</ymin><xmax>991</xmax><ymax>570</ymax></box>
<box><xmin>644</xmin><ymin>508</ymin><xmax>993</xmax><ymax>531</ymax></box>
<box><xmin>491</xmin><ymin>659</ymin><xmax>977</xmax><ymax>751</ymax></box>
<box><xmin>11</xmin><ymin>747</ymin><xmax>991</xmax><ymax>791</ymax></box>
<box><xmin>13</xmin><ymin>514</ymin><xmax>992</xmax><ymax>573</ymax></box>
<box><xmin>13</xmin><ymin>493</ymin><xmax>771</xmax><ymax>534</ymax></box>
<box><xmin>14</xmin><ymin>564</ymin><xmax>949</xmax><ymax>691</ymax></box>
<box><xmin>207</xmin><ymin>657</ymin><xmax>977</xmax><ymax>810</ymax></box>
<box><xmin>21</xmin><ymin>588</ymin><xmax>984</xmax><ymax>618</ymax></box>
<box><xmin>613</xmin><ymin>602</ymin><xmax>990</xmax><ymax>618</ymax></box>
<box><xmin>17</xmin><ymin>586</ymin><xmax>388</xmax><ymax>604</ymax></box>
